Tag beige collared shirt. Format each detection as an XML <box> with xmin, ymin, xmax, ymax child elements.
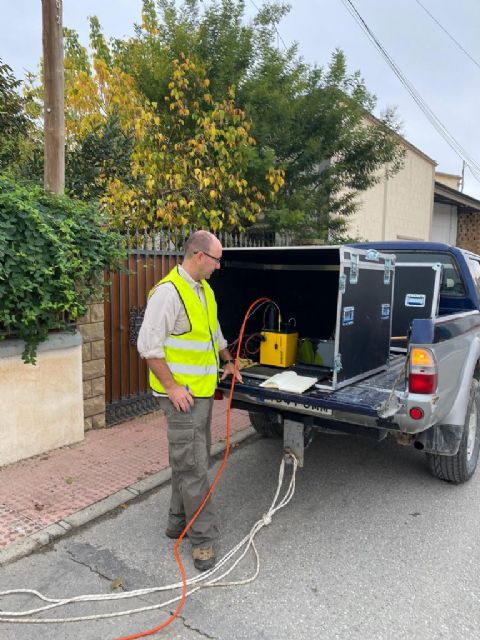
<box><xmin>137</xmin><ymin>265</ymin><xmax>228</xmax><ymax>360</ymax></box>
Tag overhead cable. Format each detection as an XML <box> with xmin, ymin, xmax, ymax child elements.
<box><xmin>340</xmin><ymin>0</ymin><xmax>480</xmax><ymax>183</ymax></box>
<box><xmin>247</xmin><ymin>0</ymin><xmax>288</xmax><ymax>50</ymax></box>
<box><xmin>415</xmin><ymin>0</ymin><xmax>480</xmax><ymax>72</ymax></box>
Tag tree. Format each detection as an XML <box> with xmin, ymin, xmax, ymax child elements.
<box><xmin>239</xmin><ymin>48</ymin><xmax>405</xmax><ymax>240</ymax></box>
<box><xmin>110</xmin><ymin>0</ymin><xmax>404</xmax><ymax>240</ymax></box>
<box><xmin>102</xmin><ymin>55</ymin><xmax>283</xmax><ymax>230</ymax></box>
<box><xmin>61</xmin><ymin>28</ymin><xmax>283</xmax><ymax>230</ymax></box>
<box><xmin>61</xmin><ymin>27</ymin><xmax>137</xmax><ymax>201</ymax></box>
<box><xmin>25</xmin><ymin>0</ymin><xmax>404</xmax><ymax>239</ymax></box>
<box><xmin>0</xmin><ymin>61</ymin><xmax>34</xmax><ymax>173</ymax></box>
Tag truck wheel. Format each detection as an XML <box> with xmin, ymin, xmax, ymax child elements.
<box><xmin>426</xmin><ymin>381</ymin><xmax>480</xmax><ymax>484</ymax></box>
<box><xmin>249</xmin><ymin>411</ymin><xmax>284</xmax><ymax>438</ymax></box>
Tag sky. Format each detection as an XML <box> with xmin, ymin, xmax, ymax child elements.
<box><xmin>1</xmin><ymin>0</ymin><xmax>480</xmax><ymax>199</ymax></box>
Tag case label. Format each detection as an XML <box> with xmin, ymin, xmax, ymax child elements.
<box><xmin>381</xmin><ymin>303</ymin><xmax>391</xmax><ymax>319</ymax></box>
<box><xmin>342</xmin><ymin>306</ymin><xmax>354</xmax><ymax>326</ymax></box>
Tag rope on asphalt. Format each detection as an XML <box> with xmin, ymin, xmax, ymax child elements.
<box><xmin>0</xmin><ymin>453</ymin><xmax>298</xmax><ymax>624</ymax></box>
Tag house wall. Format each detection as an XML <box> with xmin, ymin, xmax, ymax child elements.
<box><xmin>346</xmin><ymin>146</ymin><xmax>436</xmax><ymax>241</ymax></box>
<box><xmin>0</xmin><ymin>333</ymin><xmax>84</xmax><ymax>466</ymax></box>
<box><xmin>436</xmin><ymin>172</ymin><xmax>461</xmax><ymax>190</ymax></box>
<box><xmin>431</xmin><ymin>202</ymin><xmax>458</xmax><ymax>244</ymax></box>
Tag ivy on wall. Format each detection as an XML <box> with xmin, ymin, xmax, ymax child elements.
<box><xmin>0</xmin><ymin>176</ymin><xmax>125</xmax><ymax>363</ymax></box>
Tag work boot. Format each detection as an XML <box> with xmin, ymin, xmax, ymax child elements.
<box><xmin>192</xmin><ymin>545</ymin><xmax>215</xmax><ymax>572</ymax></box>
<box><xmin>165</xmin><ymin>525</ymin><xmax>187</xmax><ymax>540</ymax></box>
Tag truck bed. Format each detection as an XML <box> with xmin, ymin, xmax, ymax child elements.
<box><xmin>220</xmin><ymin>354</ymin><xmax>406</xmax><ymax>423</ymax></box>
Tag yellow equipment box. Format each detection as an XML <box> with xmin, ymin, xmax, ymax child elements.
<box><xmin>260</xmin><ymin>330</ymin><xmax>298</xmax><ymax>368</ymax></box>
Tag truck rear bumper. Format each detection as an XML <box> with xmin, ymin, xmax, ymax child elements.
<box><xmin>229</xmin><ymin>390</ymin><xmax>399</xmax><ymax>432</ymax></box>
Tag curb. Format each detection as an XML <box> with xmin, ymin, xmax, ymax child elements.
<box><xmin>0</xmin><ymin>426</ymin><xmax>256</xmax><ymax>567</ymax></box>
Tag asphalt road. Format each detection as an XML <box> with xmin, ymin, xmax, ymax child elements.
<box><xmin>1</xmin><ymin>430</ymin><xmax>480</xmax><ymax>640</ymax></box>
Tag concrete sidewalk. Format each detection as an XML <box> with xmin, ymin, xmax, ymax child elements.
<box><xmin>0</xmin><ymin>400</ymin><xmax>254</xmax><ymax>566</ymax></box>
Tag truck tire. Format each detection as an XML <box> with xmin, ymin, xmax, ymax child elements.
<box><xmin>426</xmin><ymin>381</ymin><xmax>480</xmax><ymax>484</ymax></box>
<box><xmin>249</xmin><ymin>411</ymin><xmax>284</xmax><ymax>438</ymax></box>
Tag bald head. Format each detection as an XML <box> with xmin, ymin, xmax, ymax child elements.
<box><xmin>182</xmin><ymin>230</ymin><xmax>223</xmax><ymax>281</ymax></box>
<box><xmin>184</xmin><ymin>231</ymin><xmax>221</xmax><ymax>259</ymax></box>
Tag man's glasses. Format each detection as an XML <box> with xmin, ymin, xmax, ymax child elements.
<box><xmin>194</xmin><ymin>251</ymin><xmax>222</xmax><ymax>265</ymax></box>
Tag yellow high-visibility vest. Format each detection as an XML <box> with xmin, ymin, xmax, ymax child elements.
<box><xmin>148</xmin><ymin>266</ymin><xmax>219</xmax><ymax>397</ymax></box>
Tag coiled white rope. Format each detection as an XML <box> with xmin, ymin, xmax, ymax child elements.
<box><xmin>0</xmin><ymin>453</ymin><xmax>297</xmax><ymax>624</ymax></box>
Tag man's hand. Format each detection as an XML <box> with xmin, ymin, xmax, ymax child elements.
<box><xmin>167</xmin><ymin>384</ymin><xmax>194</xmax><ymax>413</ymax></box>
<box><xmin>220</xmin><ymin>361</ymin><xmax>243</xmax><ymax>383</ymax></box>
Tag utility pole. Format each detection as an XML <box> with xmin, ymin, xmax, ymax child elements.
<box><xmin>42</xmin><ymin>0</ymin><xmax>64</xmax><ymax>194</ymax></box>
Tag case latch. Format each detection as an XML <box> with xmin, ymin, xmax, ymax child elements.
<box><xmin>334</xmin><ymin>354</ymin><xmax>342</xmax><ymax>372</ymax></box>
<box><xmin>350</xmin><ymin>254</ymin><xmax>359</xmax><ymax>284</ymax></box>
<box><xmin>384</xmin><ymin>257</ymin><xmax>393</xmax><ymax>285</ymax></box>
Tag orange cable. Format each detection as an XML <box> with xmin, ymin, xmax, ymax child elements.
<box><xmin>114</xmin><ymin>297</ymin><xmax>272</xmax><ymax>640</ymax></box>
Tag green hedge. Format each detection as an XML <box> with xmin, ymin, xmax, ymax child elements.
<box><xmin>0</xmin><ymin>175</ymin><xmax>125</xmax><ymax>363</ymax></box>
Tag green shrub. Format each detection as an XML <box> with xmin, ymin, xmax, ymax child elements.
<box><xmin>0</xmin><ymin>175</ymin><xmax>125</xmax><ymax>363</ymax></box>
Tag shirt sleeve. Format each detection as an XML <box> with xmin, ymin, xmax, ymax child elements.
<box><xmin>217</xmin><ymin>322</ymin><xmax>228</xmax><ymax>351</ymax></box>
<box><xmin>137</xmin><ymin>283</ymin><xmax>180</xmax><ymax>360</ymax></box>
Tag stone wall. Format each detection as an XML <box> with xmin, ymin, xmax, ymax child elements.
<box><xmin>457</xmin><ymin>212</ymin><xmax>480</xmax><ymax>254</ymax></box>
<box><xmin>78</xmin><ymin>303</ymin><xmax>106</xmax><ymax>430</ymax></box>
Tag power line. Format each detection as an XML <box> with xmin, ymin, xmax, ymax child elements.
<box><xmin>340</xmin><ymin>0</ymin><xmax>480</xmax><ymax>183</ymax></box>
<box><xmin>415</xmin><ymin>0</ymin><xmax>480</xmax><ymax>72</ymax></box>
<box><xmin>247</xmin><ymin>0</ymin><xmax>288</xmax><ymax>50</ymax></box>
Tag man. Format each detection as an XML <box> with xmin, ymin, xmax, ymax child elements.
<box><xmin>137</xmin><ymin>230</ymin><xmax>242</xmax><ymax>571</ymax></box>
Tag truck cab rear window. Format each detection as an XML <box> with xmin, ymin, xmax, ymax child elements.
<box><xmin>393</xmin><ymin>252</ymin><xmax>465</xmax><ymax>296</ymax></box>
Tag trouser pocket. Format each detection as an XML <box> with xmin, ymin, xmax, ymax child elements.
<box><xmin>168</xmin><ymin>427</ymin><xmax>196</xmax><ymax>472</ymax></box>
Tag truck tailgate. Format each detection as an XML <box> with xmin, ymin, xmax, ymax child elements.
<box><xmin>219</xmin><ymin>354</ymin><xmax>406</xmax><ymax>421</ymax></box>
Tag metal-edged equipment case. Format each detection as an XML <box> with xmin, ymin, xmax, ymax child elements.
<box><xmin>213</xmin><ymin>245</ymin><xmax>395</xmax><ymax>390</ymax></box>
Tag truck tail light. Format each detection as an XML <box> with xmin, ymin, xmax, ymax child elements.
<box><xmin>408</xmin><ymin>347</ymin><xmax>437</xmax><ymax>394</ymax></box>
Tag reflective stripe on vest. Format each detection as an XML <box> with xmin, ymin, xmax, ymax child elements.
<box><xmin>164</xmin><ymin>336</ymin><xmax>213</xmax><ymax>351</ymax></box>
<box><xmin>148</xmin><ymin>266</ymin><xmax>219</xmax><ymax>397</ymax></box>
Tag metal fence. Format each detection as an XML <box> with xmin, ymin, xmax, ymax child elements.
<box><xmin>105</xmin><ymin>229</ymin><xmax>291</xmax><ymax>424</ymax></box>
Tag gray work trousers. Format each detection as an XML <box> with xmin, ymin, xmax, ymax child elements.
<box><xmin>159</xmin><ymin>397</ymin><xmax>219</xmax><ymax>548</ymax></box>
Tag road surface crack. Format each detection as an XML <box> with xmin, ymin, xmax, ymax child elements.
<box><xmin>175</xmin><ymin>612</ymin><xmax>217</xmax><ymax>639</ymax></box>
<box><xmin>66</xmin><ymin>549</ymin><xmax>125</xmax><ymax>588</ymax></box>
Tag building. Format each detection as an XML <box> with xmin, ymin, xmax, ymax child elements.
<box><xmin>433</xmin><ymin>176</ymin><xmax>480</xmax><ymax>251</ymax></box>
<box><xmin>345</xmin><ymin>129</ymin><xmax>480</xmax><ymax>250</ymax></box>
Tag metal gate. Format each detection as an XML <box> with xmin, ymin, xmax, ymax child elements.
<box><xmin>105</xmin><ymin>230</ymin><xmax>288</xmax><ymax>424</ymax></box>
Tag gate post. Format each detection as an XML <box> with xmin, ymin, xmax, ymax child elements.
<box><xmin>78</xmin><ymin>302</ymin><xmax>106</xmax><ymax>430</ymax></box>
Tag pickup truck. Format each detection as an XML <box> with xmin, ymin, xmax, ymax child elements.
<box><xmin>216</xmin><ymin>241</ymin><xmax>480</xmax><ymax>485</ymax></box>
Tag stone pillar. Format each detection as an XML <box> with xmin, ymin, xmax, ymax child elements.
<box><xmin>457</xmin><ymin>212</ymin><xmax>480</xmax><ymax>254</ymax></box>
<box><xmin>77</xmin><ymin>303</ymin><xmax>106</xmax><ymax>430</ymax></box>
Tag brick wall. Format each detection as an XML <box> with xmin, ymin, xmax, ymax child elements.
<box><xmin>77</xmin><ymin>303</ymin><xmax>106</xmax><ymax>430</ymax></box>
<box><xmin>457</xmin><ymin>212</ymin><xmax>480</xmax><ymax>254</ymax></box>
